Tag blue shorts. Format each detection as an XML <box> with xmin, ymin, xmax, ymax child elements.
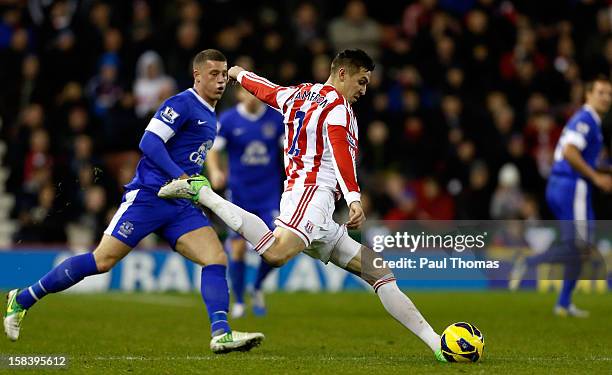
<box><xmin>546</xmin><ymin>175</ymin><xmax>594</xmax><ymax>244</ymax></box>
<box><xmin>104</xmin><ymin>188</ymin><xmax>210</xmax><ymax>248</ymax></box>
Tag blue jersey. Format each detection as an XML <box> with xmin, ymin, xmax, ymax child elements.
<box><xmin>216</xmin><ymin>104</ymin><xmax>284</xmax><ymax>209</ymax></box>
<box><xmin>126</xmin><ymin>88</ymin><xmax>218</xmax><ymax>191</ymax></box>
<box><xmin>550</xmin><ymin>105</ymin><xmax>603</xmax><ymax>179</ymax></box>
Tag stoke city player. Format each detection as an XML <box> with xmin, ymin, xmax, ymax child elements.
<box><xmin>159</xmin><ymin>49</ymin><xmax>446</xmax><ymax>361</ymax></box>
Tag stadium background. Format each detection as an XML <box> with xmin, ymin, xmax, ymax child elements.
<box><xmin>1</xmin><ymin>0</ymin><xmax>612</xmax><ymax>291</ymax></box>
<box><xmin>0</xmin><ymin>1</ymin><xmax>611</xmax><ymax>373</ymax></box>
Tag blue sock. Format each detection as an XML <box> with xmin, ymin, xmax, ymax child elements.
<box><xmin>254</xmin><ymin>260</ymin><xmax>273</xmax><ymax>291</ymax></box>
<box><xmin>229</xmin><ymin>259</ymin><xmax>246</xmax><ymax>304</ymax></box>
<box><xmin>16</xmin><ymin>253</ymin><xmax>99</xmax><ymax>309</ymax></box>
<box><xmin>201</xmin><ymin>265</ymin><xmax>231</xmax><ymax>336</ymax></box>
<box><xmin>557</xmin><ymin>279</ymin><xmax>577</xmax><ymax>308</ymax></box>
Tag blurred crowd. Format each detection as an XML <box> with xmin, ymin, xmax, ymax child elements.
<box><xmin>2</xmin><ymin>0</ymin><xmax>612</xmax><ymax>247</ymax></box>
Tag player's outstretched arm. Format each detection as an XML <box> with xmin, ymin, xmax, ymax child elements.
<box><xmin>229</xmin><ymin>65</ymin><xmax>298</xmax><ymax>112</ymax></box>
<box><xmin>139</xmin><ymin>131</ymin><xmax>187</xmax><ymax>179</ymax></box>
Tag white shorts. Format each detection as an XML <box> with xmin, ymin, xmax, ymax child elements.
<box><xmin>275</xmin><ymin>185</ymin><xmax>361</xmax><ymax>266</ymax></box>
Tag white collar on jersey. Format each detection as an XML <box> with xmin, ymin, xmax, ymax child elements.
<box><xmin>188</xmin><ymin>88</ymin><xmax>216</xmax><ymax>112</ymax></box>
<box><xmin>583</xmin><ymin>104</ymin><xmax>601</xmax><ymax>126</ymax></box>
<box><xmin>237</xmin><ymin>102</ymin><xmax>266</xmax><ymax>122</ymax></box>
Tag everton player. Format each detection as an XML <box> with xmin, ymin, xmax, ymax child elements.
<box><xmin>208</xmin><ymin>86</ymin><xmax>284</xmax><ymax>317</ymax></box>
<box><xmin>4</xmin><ymin>49</ymin><xmax>264</xmax><ymax>353</ymax></box>
<box><xmin>510</xmin><ymin>77</ymin><xmax>612</xmax><ymax>317</ymax></box>
<box><xmin>160</xmin><ymin>49</ymin><xmax>446</xmax><ymax>361</ymax></box>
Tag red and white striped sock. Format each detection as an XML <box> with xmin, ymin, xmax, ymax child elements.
<box><xmin>197</xmin><ymin>186</ymin><xmax>275</xmax><ymax>254</ymax></box>
<box><xmin>375</xmin><ymin>277</ymin><xmax>441</xmax><ymax>352</ymax></box>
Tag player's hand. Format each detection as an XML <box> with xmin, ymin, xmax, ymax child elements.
<box><xmin>178</xmin><ymin>173</ymin><xmax>189</xmax><ymax>179</ymax></box>
<box><xmin>346</xmin><ymin>201</ymin><xmax>366</xmax><ymax>230</ymax></box>
<box><xmin>209</xmin><ymin>169</ymin><xmax>226</xmax><ymax>189</ymax></box>
<box><xmin>228</xmin><ymin>66</ymin><xmax>246</xmax><ymax>81</ymax></box>
<box><xmin>592</xmin><ymin>172</ymin><xmax>612</xmax><ymax>193</ymax></box>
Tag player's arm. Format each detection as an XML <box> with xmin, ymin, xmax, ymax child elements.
<box><xmin>325</xmin><ymin>105</ymin><xmax>365</xmax><ymax>228</ymax></box>
<box><xmin>563</xmin><ymin>144</ymin><xmax>612</xmax><ymax>192</ymax></box>
<box><xmin>139</xmin><ymin>132</ymin><xmax>187</xmax><ymax>179</ymax></box>
<box><xmin>229</xmin><ymin>66</ymin><xmax>297</xmax><ymax>112</ymax></box>
<box><xmin>140</xmin><ymin>97</ymin><xmax>189</xmax><ymax>179</ymax></box>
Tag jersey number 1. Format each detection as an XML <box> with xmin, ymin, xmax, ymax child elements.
<box><xmin>288</xmin><ymin>111</ymin><xmax>305</xmax><ymax>156</ymax></box>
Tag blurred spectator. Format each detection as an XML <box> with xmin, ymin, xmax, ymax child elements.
<box><xmin>133</xmin><ymin>50</ymin><xmax>176</xmax><ymax>118</ymax></box>
<box><xmin>292</xmin><ymin>2</ymin><xmax>325</xmax><ymax>50</ymax></box>
<box><xmin>68</xmin><ymin>185</ymin><xmax>108</xmax><ymax>247</ymax></box>
<box><xmin>490</xmin><ymin>163</ymin><xmax>524</xmax><ymax>219</ymax></box>
<box><xmin>400</xmin><ymin>115</ymin><xmax>437</xmax><ymax>178</ymax></box>
<box><xmin>1</xmin><ymin>54</ymin><xmax>42</xmax><ymax>127</ymax></box>
<box><xmin>524</xmin><ymin>112</ymin><xmax>561</xmax><ymax>178</ymax></box>
<box><xmin>86</xmin><ymin>60</ymin><xmax>123</xmax><ymax>118</ymax></box>
<box><xmin>383</xmin><ymin>173</ymin><xmax>418</xmax><ymax>221</ymax></box>
<box><xmin>414</xmin><ymin>177</ymin><xmax>455</xmax><ymax>220</ymax></box>
<box><xmin>312</xmin><ymin>54</ymin><xmax>331</xmax><ymax>82</ymax></box>
<box><xmin>23</xmin><ymin>128</ymin><xmax>53</xmax><ymax>195</ymax></box>
<box><xmin>15</xmin><ymin>183</ymin><xmax>67</xmax><ymax>243</ymax></box>
<box><xmin>103</xmin><ymin>92</ymin><xmax>143</xmax><ymax>151</ymax></box>
<box><xmin>402</xmin><ymin>0</ymin><xmax>437</xmax><ymax>39</ymax></box>
<box><xmin>506</xmin><ymin>134</ymin><xmax>543</xmax><ymax>195</ymax></box>
<box><xmin>455</xmin><ymin>161</ymin><xmax>492</xmax><ymax>219</ymax></box>
<box><xmin>519</xmin><ymin>193</ymin><xmax>540</xmax><ymax>221</ymax></box>
<box><xmin>131</xmin><ymin>0</ymin><xmax>155</xmax><ymax>53</ymax></box>
<box><xmin>361</xmin><ymin>120</ymin><xmax>394</xmax><ymax>172</ymax></box>
<box><xmin>329</xmin><ymin>0</ymin><xmax>381</xmax><ymax>62</ymax></box>
<box><xmin>167</xmin><ymin>21</ymin><xmax>201</xmax><ymax>88</ymax></box>
<box><xmin>99</xmin><ymin>28</ymin><xmax>123</xmax><ymax>70</ymax></box>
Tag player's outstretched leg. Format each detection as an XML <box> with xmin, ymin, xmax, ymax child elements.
<box><xmin>159</xmin><ymin>176</ymin><xmax>276</xmax><ymax>254</ymax></box>
<box><xmin>5</xmin><ymin>253</ymin><xmax>100</xmax><ymax>341</ymax></box>
<box><xmin>4</xmin><ymin>235</ymin><xmax>130</xmax><ymax>341</ymax></box>
<box><xmin>329</xmin><ymin>233</ymin><xmax>444</xmax><ymax>362</ymax></box>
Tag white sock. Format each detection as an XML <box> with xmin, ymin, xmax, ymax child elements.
<box><xmin>197</xmin><ymin>186</ymin><xmax>275</xmax><ymax>253</ymax></box>
<box><xmin>376</xmin><ymin>279</ymin><xmax>440</xmax><ymax>352</ymax></box>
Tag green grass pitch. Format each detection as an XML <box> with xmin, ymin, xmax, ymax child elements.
<box><xmin>1</xmin><ymin>291</ymin><xmax>610</xmax><ymax>374</ymax></box>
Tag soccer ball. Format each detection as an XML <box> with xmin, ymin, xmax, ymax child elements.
<box><xmin>440</xmin><ymin>322</ymin><xmax>485</xmax><ymax>362</ymax></box>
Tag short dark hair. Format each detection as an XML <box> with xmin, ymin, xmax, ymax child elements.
<box><xmin>330</xmin><ymin>49</ymin><xmax>375</xmax><ymax>75</ymax></box>
<box><xmin>193</xmin><ymin>49</ymin><xmax>226</xmax><ymax>70</ymax></box>
<box><xmin>585</xmin><ymin>75</ymin><xmax>611</xmax><ymax>94</ymax></box>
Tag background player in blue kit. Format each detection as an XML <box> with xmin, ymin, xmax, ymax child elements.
<box><xmin>4</xmin><ymin>49</ymin><xmax>264</xmax><ymax>353</ymax></box>
<box><xmin>510</xmin><ymin>77</ymin><xmax>612</xmax><ymax>316</ymax></box>
<box><xmin>207</xmin><ymin>86</ymin><xmax>284</xmax><ymax>318</ymax></box>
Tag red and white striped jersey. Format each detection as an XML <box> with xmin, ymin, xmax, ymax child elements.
<box><xmin>237</xmin><ymin>71</ymin><xmax>361</xmax><ymax>206</ymax></box>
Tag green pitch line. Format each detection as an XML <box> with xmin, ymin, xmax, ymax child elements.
<box><xmin>1</xmin><ymin>291</ymin><xmax>610</xmax><ymax>374</ymax></box>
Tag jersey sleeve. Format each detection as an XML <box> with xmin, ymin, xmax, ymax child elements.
<box><xmin>324</xmin><ymin>104</ymin><xmax>361</xmax><ymax>206</ymax></box>
<box><xmin>237</xmin><ymin>71</ymin><xmax>299</xmax><ymax>113</ymax></box>
<box><xmin>146</xmin><ymin>96</ymin><xmax>191</xmax><ymax>143</ymax></box>
<box><xmin>564</xmin><ymin>119</ymin><xmax>591</xmax><ymax>151</ymax></box>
